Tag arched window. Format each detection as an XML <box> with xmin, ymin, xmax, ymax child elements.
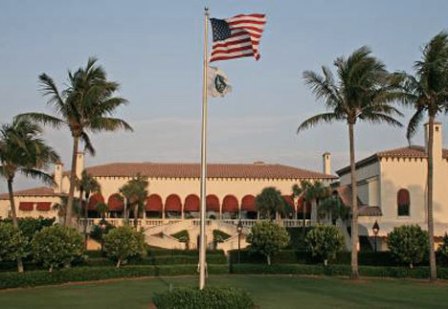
<box><xmin>397</xmin><ymin>189</ymin><xmax>410</xmax><ymax>216</ymax></box>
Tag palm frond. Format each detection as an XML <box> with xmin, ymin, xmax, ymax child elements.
<box><xmin>407</xmin><ymin>108</ymin><xmax>425</xmax><ymax>143</ymax></box>
<box><xmin>80</xmin><ymin>132</ymin><xmax>95</xmax><ymax>156</ymax></box>
<box><xmin>15</xmin><ymin>113</ymin><xmax>64</xmax><ymax>129</ymax></box>
<box><xmin>297</xmin><ymin>113</ymin><xmax>341</xmax><ymax>134</ymax></box>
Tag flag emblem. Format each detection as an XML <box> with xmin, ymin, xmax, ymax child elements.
<box><xmin>210</xmin><ymin>13</ymin><xmax>267</xmax><ymax>62</ymax></box>
<box><xmin>207</xmin><ymin>66</ymin><xmax>232</xmax><ymax>97</ymax></box>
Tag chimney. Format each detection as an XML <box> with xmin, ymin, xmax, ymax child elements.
<box><xmin>76</xmin><ymin>152</ymin><xmax>85</xmax><ymax>179</ymax></box>
<box><xmin>322</xmin><ymin>152</ymin><xmax>331</xmax><ymax>175</ymax></box>
<box><xmin>54</xmin><ymin>162</ymin><xmax>63</xmax><ymax>193</ymax></box>
<box><xmin>424</xmin><ymin>122</ymin><xmax>442</xmax><ymax>159</ymax></box>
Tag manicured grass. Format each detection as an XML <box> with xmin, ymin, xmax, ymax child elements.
<box><xmin>0</xmin><ymin>275</ymin><xmax>447</xmax><ymax>308</ymax></box>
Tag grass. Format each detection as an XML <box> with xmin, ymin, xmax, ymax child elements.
<box><xmin>0</xmin><ymin>275</ymin><xmax>447</xmax><ymax>308</ymax></box>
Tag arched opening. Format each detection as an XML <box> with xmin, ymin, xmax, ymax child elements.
<box><xmin>88</xmin><ymin>193</ymin><xmax>104</xmax><ymax>218</ymax></box>
<box><xmin>206</xmin><ymin>195</ymin><xmax>220</xmax><ymax>219</ymax></box>
<box><xmin>241</xmin><ymin>195</ymin><xmax>257</xmax><ymax>219</ymax></box>
<box><xmin>107</xmin><ymin>194</ymin><xmax>124</xmax><ymax>218</ymax></box>
<box><xmin>165</xmin><ymin>194</ymin><xmax>182</xmax><ymax>219</ymax></box>
<box><xmin>184</xmin><ymin>194</ymin><xmax>200</xmax><ymax>219</ymax></box>
<box><xmin>397</xmin><ymin>189</ymin><xmax>410</xmax><ymax>216</ymax></box>
<box><xmin>297</xmin><ymin>196</ymin><xmax>311</xmax><ymax>220</ymax></box>
<box><xmin>282</xmin><ymin>195</ymin><xmax>295</xmax><ymax>219</ymax></box>
<box><xmin>222</xmin><ymin>195</ymin><xmax>239</xmax><ymax>219</ymax></box>
<box><xmin>146</xmin><ymin>194</ymin><xmax>163</xmax><ymax>218</ymax></box>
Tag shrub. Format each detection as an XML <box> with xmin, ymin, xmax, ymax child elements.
<box><xmin>305</xmin><ymin>225</ymin><xmax>345</xmax><ymax>265</ymax></box>
<box><xmin>437</xmin><ymin>233</ymin><xmax>448</xmax><ymax>266</ymax></box>
<box><xmin>387</xmin><ymin>225</ymin><xmax>429</xmax><ymax>268</ymax></box>
<box><xmin>153</xmin><ymin>286</ymin><xmax>254</xmax><ymax>309</ymax></box>
<box><xmin>89</xmin><ymin>220</ymin><xmax>115</xmax><ymax>242</ymax></box>
<box><xmin>171</xmin><ymin>230</ymin><xmax>190</xmax><ymax>244</ymax></box>
<box><xmin>103</xmin><ymin>225</ymin><xmax>146</xmax><ymax>267</ymax></box>
<box><xmin>246</xmin><ymin>221</ymin><xmax>290</xmax><ymax>265</ymax></box>
<box><xmin>0</xmin><ymin>223</ymin><xmax>27</xmax><ymax>264</ymax></box>
<box><xmin>213</xmin><ymin>229</ymin><xmax>231</xmax><ymax>243</ymax></box>
<box><xmin>32</xmin><ymin>225</ymin><xmax>84</xmax><ymax>272</ymax></box>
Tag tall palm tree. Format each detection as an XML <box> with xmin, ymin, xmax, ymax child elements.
<box><xmin>255</xmin><ymin>187</ymin><xmax>285</xmax><ymax>220</ymax></box>
<box><xmin>298</xmin><ymin>46</ymin><xmax>403</xmax><ymax>279</ymax></box>
<box><xmin>400</xmin><ymin>31</ymin><xmax>448</xmax><ymax>281</ymax></box>
<box><xmin>0</xmin><ymin>118</ymin><xmax>60</xmax><ymax>272</ymax></box>
<box><xmin>53</xmin><ymin>196</ymin><xmax>82</xmax><ymax>225</ymax></box>
<box><xmin>119</xmin><ymin>174</ymin><xmax>149</xmax><ymax>228</ymax></box>
<box><xmin>17</xmin><ymin>57</ymin><xmax>133</xmax><ymax>227</ymax></box>
<box><xmin>77</xmin><ymin>170</ymin><xmax>101</xmax><ymax>245</ymax></box>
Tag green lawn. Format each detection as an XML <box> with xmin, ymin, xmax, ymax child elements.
<box><xmin>0</xmin><ymin>275</ymin><xmax>447</xmax><ymax>308</ymax></box>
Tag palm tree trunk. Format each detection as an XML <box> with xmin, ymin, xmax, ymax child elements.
<box><xmin>427</xmin><ymin>116</ymin><xmax>437</xmax><ymax>281</ymax></box>
<box><xmin>348</xmin><ymin>123</ymin><xmax>359</xmax><ymax>279</ymax></box>
<box><xmin>7</xmin><ymin>178</ymin><xmax>24</xmax><ymax>273</ymax></box>
<box><xmin>65</xmin><ymin>136</ymin><xmax>80</xmax><ymax>227</ymax></box>
<box><xmin>134</xmin><ymin>205</ymin><xmax>138</xmax><ymax>228</ymax></box>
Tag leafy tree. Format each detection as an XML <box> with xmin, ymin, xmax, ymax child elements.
<box><xmin>255</xmin><ymin>187</ymin><xmax>285</xmax><ymax>220</ymax></box>
<box><xmin>103</xmin><ymin>225</ymin><xmax>146</xmax><ymax>267</ymax></box>
<box><xmin>96</xmin><ymin>202</ymin><xmax>109</xmax><ymax>220</ymax></box>
<box><xmin>437</xmin><ymin>233</ymin><xmax>448</xmax><ymax>266</ymax></box>
<box><xmin>305</xmin><ymin>225</ymin><xmax>345</xmax><ymax>265</ymax></box>
<box><xmin>247</xmin><ymin>221</ymin><xmax>290</xmax><ymax>265</ymax></box>
<box><xmin>119</xmin><ymin>174</ymin><xmax>149</xmax><ymax>227</ymax></box>
<box><xmin>77</xmin><ymin>170</ymin><xmax>101</xmax><ymax>242</ymax></box>
<box><xmin>387</xmin><ymin>225</ymin><xmax>429</xmax><ymax>269</ymax></box>
<box><xmin>298</xmin><ymin>46</ymin><xmax>403</xmax><ymax>278</ymax></box>
<box><xmin>318</xmin><ymin>196</ymin><xmax>349</xmax><ymax>224</ymax></box>
<box><xmin>90</xmin><ymin>221</ymin><xmax>115</xmax><ymax>243</ymax></box>
<box><xmin>17</xmin><ymin>58</ymin><xmax>133</xmax><ymax>227</ymax></box>
<box><xmin>0</xmin><ymin>223</ymin><xmax>27</xmax><ymax>269</ymax></box>
<box><xmin>0</xmin><ymin>118</ymin><xmax>59</xmax><ymax>272</ymax></box>
<box><xmin>399</xmin><ymin>32</ymin><xmax>448</xmax><ymax>280</ymax></box>
<box><xmin>32</xmin><ymin>225</ymin><xmax>84</xmax><ymax>272</ymax></box>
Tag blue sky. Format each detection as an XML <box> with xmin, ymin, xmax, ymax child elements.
<box><xmin>0</xmin><ymin>0</ymin><xmax>447</xmax><ymax>191</ymax></box>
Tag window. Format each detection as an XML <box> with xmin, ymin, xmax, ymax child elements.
<box><xmin>397</xmin><ymin>189</ymin><xmax>410</xmax><ymax>216</ymax></box>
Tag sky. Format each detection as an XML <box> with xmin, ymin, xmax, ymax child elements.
<box><xmin>0</xmin><ymin>0</ymin><xmax>447</xmax><ymax>192</ymax></box>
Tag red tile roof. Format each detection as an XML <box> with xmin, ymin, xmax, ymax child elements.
<box><xmin>0</xmin><ymin>187</ymin><xmax>62</xmax><ymax>200</ymax></box>
<box><xmin>82</xmin><ymin>162</ymin><xmax>337</xmax><ymax>180</ymax></box>
<box><xmin>336</xmin><ymin>145</ymin><xmax>448</xmax><ymax>175</ymax></box>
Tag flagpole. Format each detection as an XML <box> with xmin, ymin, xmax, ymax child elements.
<box><xmin>199</xmin><ymin>6</ymin><xmax>209</xmax><ymax>290</ymax></box>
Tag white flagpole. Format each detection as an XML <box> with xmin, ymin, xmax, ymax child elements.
<box><xmin>199</xmin><ymin>6</ymin><xmax>209</xmax><ymax>290</ymax></box>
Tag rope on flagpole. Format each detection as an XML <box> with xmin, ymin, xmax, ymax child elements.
<box><xmin>199</xmin><ymin>6</ymin><xmax>209</xmax><ymax>290</ymax></box>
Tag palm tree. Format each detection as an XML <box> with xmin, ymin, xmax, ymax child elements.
<box><xmin>53</xmin><ymin>196</ymin><xmax>82</xmax><ymax>225</ymax></box>
<box><xmin>0</xmin><ymin>118</ymin><xmax>60</xmax><ymax>272</ymax></box>
<box><xmin>255</xmin><ymin>187</ymin><xmax>285</xmax><ymax>220</ymax></box>
<box><xmin>298</xmin><ymin>46</ymin><xmax>403</xmax><ymax>279</ymax></box>
<box><xmin>17</xmin><ymin>57</ymin><xmax>133</xmax><ymax>227</ymax></box>
<box><xmin>77</xmin><ymin>170</ymin><xmax>101</xmax><ymax>245</ymax></box>
<box><xmin>400</xmin><ymin>31</ymin><xmax>448</xmax><ymax>281</ymax></box>
<box><xmin>119</xmin><ymin>174</ymin><xmax>149</xmax><ymax>228</ymax></box>
<box><xmin>318</xmin><ymin>195</ymin><xmax>349</xmax><ymax>225</ymax></box>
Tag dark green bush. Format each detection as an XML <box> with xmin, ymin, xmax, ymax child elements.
<box><xmin>171</xmin><ymin>230</ymin><xmax>190</xmax><ymax>243</ymax></box>
<box><xmin>153</xmin><ymin>286</ymin><xmax>254</xmax><ymax>309</ymax></box>
<box><xmin>89</xmin><ymin>221</ymin><xmax>115</xmax><ymax>242</ymax></box>
<box><xmin>147</xmin><ymin>247</ymin><xmax>225</xmax><ymax>257</ymax></box>
<box><xmin>0</xmin><ymin>264</ymin><xmax>228</xmax><ymax>289</ymax></box>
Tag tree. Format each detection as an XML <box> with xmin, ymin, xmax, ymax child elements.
<box><xmin>53</xmin><ymin>196</ymin><xmax>82</xmax><ymax>225</ymax></box>
<box><xmin>387</xmin><ymin>225</ymin><xmax>429</xmax><ymax>269</ymax></box>
<box><xmin>103</xmin><ymin>225</ymin><xmax>146</xmax><ymax>267</ymax></box>
<box><xmin>437</xmin><ymin>233</ymin><xmax>448</xmax><ymax>266</ymax></box>
<box><xmin>305</xmin><ymin>225</ymin><xmax>345</xmax><ymax>266</ymax></box>
<box><xmin>255</xmin><ymin>187</ymin><xmax>285</xmax><ymax>220</ymax></box>
<box><xmin>298</xmin><ymin>46</ymin><xmax>403</xmax><ymax>278</ymax></box>
<box><xmin>399</xmin><ymin>32</ymin><xmax>448</xmax><ymax>280</ymax></box>
<box><xmin>77</xmin><ymin>170</ymin><xmax>101</xmax><ymax>244</ymax></box>
<box><xmin>246</xmin><ymin>221</ymin><xmax>290</xmax><ymax>265</ymax></box>
<box><xmin>32</xmin><ymin>225</ymin><xmax>84</xmax><ymax>272</ymax></box>
<box><xmin>96</xmin><ymin>202</ymin><xmax>109</xmax><ymax>220</ymax></box>
<box><xmin>0</xmin><ymin>223</ymin><xmax>27</xmax><ymax>270</ymax></box>
<box><xmin>0</xmin><ymin>118</ymin><xmax>59</xmax><ymax>272</ymax></box>
<box><xmin>17</xmin><ymin>57</ymin><xmax>133</xmax><ymax>227</ymax></box>
<box><xmin>318</xmin><ymin>195</ymin><xmax>349</xmax><ymax>224</ymax></box>
<box><xmin>119</xmin><ymin>174</ymin><xmax>149</xmax><ymax>228</ymax></box>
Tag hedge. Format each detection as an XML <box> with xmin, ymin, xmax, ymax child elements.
<box><xmin>0</xmin><ymin>264</ymin><xmax>228</xmax><ymax>290</ymax></box>
<box><xmin>153</xmin><ymin>286</ymin><xmax>254</xmax><ymax>309</ymax></box>
<box><xmin>147</xmin><ymin>248</ymin><xmax>225</xmax><ymax>257</ymax></box>
<box><xmin>230</xmin><ymin>264</ymin><xmax>448</xmax><ymax>279</ymax></box>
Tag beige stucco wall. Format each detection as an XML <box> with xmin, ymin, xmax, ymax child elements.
<box><xmin>0</xmin><ymin>196</ymin><xmax>60</xmax><ymax>220</ymax></box>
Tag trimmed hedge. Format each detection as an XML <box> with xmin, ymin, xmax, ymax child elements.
<box><xmin>0</xmin><ymin>264</ymin><xmax>228</xmax><ymax>289</ymax></box>
<box><xmin>230</xmin><ymin>263</ymin><xmax>448</xmax><ymax>279</ymax></box>
<box><xmin>147</xmin><ymin>248</ymin><xmax>225</xmax><ymax>257</ymax></box>
<box><xmin>153</xmin><ymin>286</ymin><xmax>254</xmax><ymax>309</ymax></box>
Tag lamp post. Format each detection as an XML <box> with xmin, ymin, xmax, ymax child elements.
<box><xmin>237</xmin><ymin>220</ymin><xmax>243</xmax><ymax>264</ymax></box>
<box><xmin>372</xmin><ymin>220</ymin><xmax>380</xmax><ymax>253</ymax></box>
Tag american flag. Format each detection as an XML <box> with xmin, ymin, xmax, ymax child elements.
<box><xmin>209</xmin><ymin>14</ymin><xmax>267</xmax><ymax>62</ymax></box>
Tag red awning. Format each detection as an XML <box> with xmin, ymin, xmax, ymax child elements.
<box><xmin>222</xmin><ymin>195</ymin><xmax>238</xmax><ymax>213</ymax></box>
<box><xmin>146</xmin><ymin>194</ymin><xmax>163</xmax><ymax>211</ymax></box>
<box><xmin>297</xmin><ymin>196</ymin><xmax>311</xmax><ymax>213</ymax></box>
<box><xmin>184</xmin><ymin>194</ymin><xmax>199</xmax><ymax>212</ymax></box>
<box><xmin>165</xmin><ymin>194</ymin><xmax>182</xmax><ymax>212</ymax></box>
<box><xmin>283</xmin><ymin>195</ymin><xmax>294</xmax><ymax>208</ymax></box>
<box><xmin>19</xmin><ymin>202</ymin><xmax>34</xmax><ymax>211</ymax></box>
<box><xmin>108</xmin><ymin>194</ymin><xmax>124</xmax><ymax>211</ymax></box>
<box><xmin>241</xmin><ymin>195</ymin><xmax>256</xmax><ymax>212</ymax></box>
<box><xmin>36</xmin><ymin>202</ymin><xmax>51</xmax><ymax>211</ymax></box>
<box><xmin>88</xmin><ymin>193</ymin><xmax>104</xmax><ymax>210</ymax></box>
<box><xmin>206</xmin><ymin>195</ymin><xmax>220</xmax><ymax>212</ymax></box>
